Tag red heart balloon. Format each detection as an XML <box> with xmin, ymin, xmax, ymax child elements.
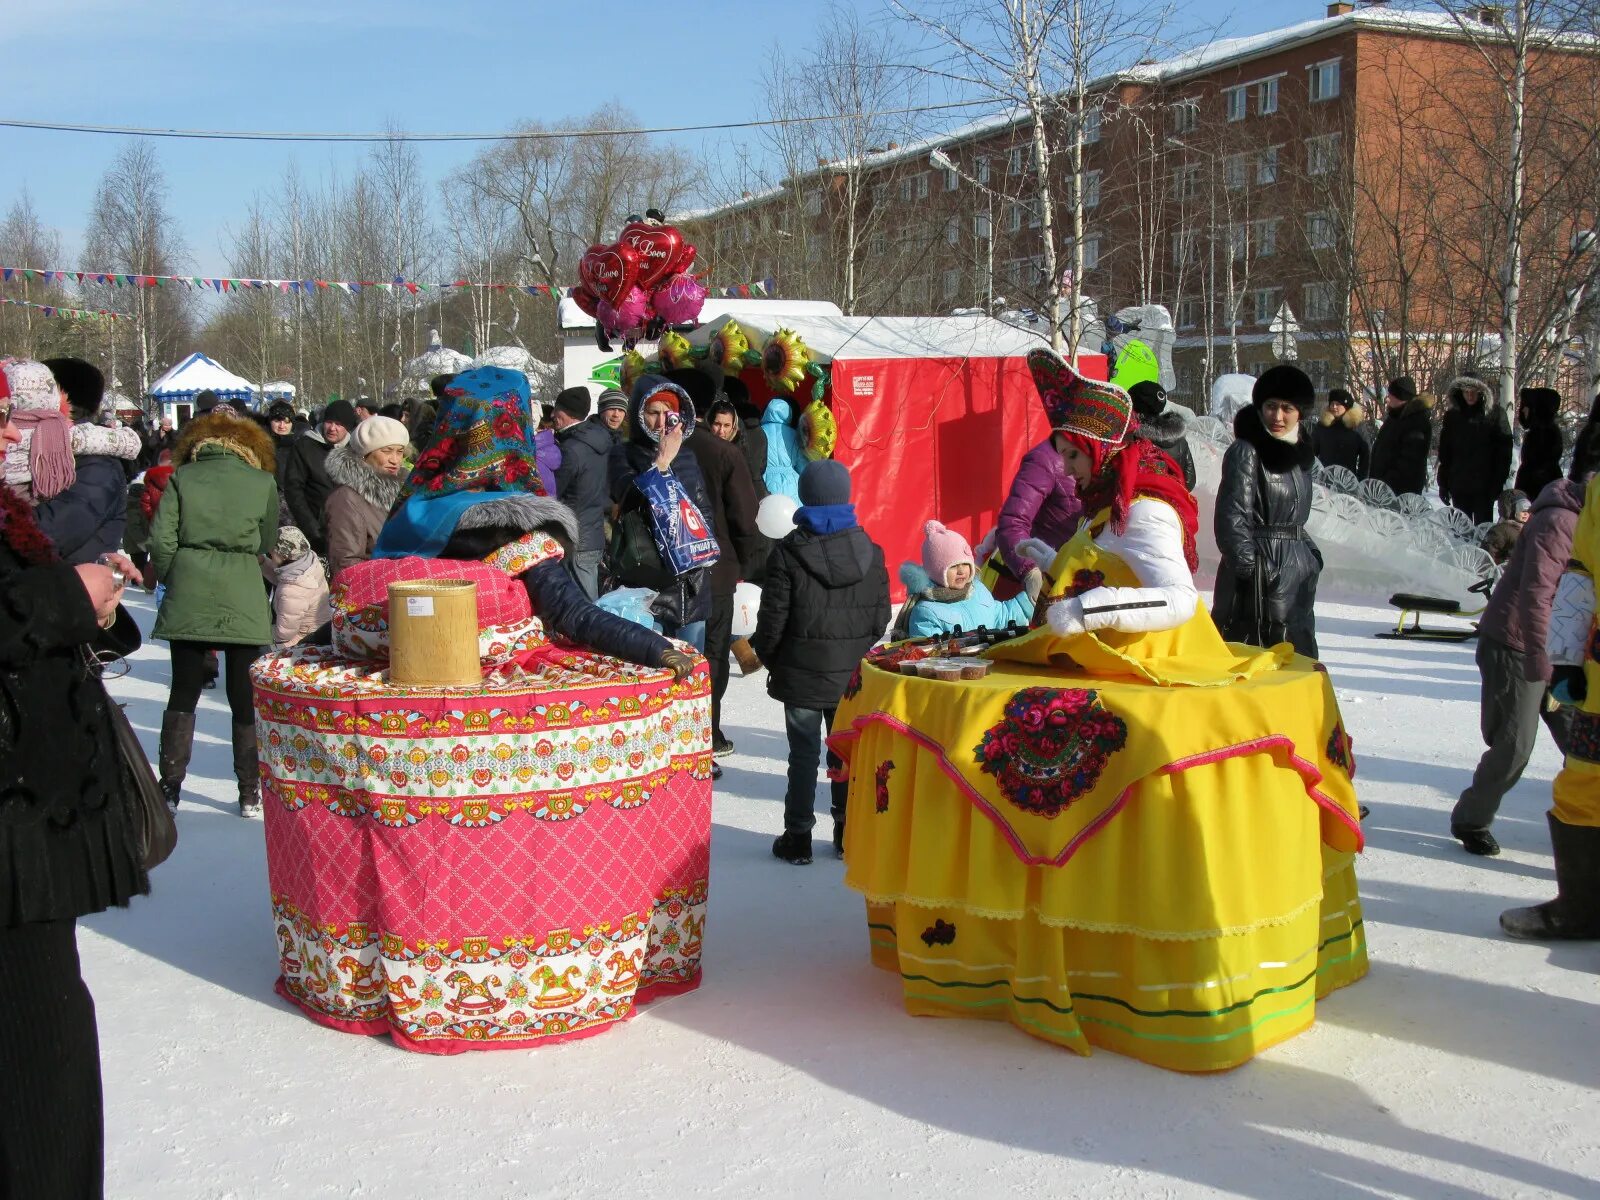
<box><xmin>578</xmin><ymin>242</ymin><xmax>639</xmax><ymax>308</ymax></box>
<box><xmin>619</xmin><ymin>222</ymin><xmax>683</xmax><ymax>290</ymax></box>
<box><xmin>569</xmin><ymin>285</ymin><xmax>601</xmax><ymax>318</ymax></box>
<box><xmin>669</xmin><ymin>241</ymin><xmax>697</xmax><ymax>277</ymax></box>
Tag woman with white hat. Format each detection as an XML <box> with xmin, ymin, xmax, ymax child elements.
<box><xmin>324</xmin><ymin>415</ymin><xmax>409</xmax><ymax>580</ymax></box>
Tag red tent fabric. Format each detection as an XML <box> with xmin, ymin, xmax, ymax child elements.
<box><xmin>703</xmin><ymin>314</ymin><xmax>1105</xmax><ymax>600</ymax></box>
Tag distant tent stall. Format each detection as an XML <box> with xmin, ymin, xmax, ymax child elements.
<box><xmin>147</xmin><ymin>352</ymin><xmax>264</xmax><ymax>424</ymax></box>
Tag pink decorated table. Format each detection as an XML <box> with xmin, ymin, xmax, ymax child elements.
<box><xmin>251</xmin><ymin>644</ymin><xmax>712</xmax><ymax>1053</ymax></box>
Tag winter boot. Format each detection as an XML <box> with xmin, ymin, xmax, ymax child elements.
<box><xmin>1500</xmin><ymin>813</ymin><xmax>1600</xmax><ymax>940</ymax></box>
<box><xmin>157</xmin><ymin>710</ymin><xmax>196</xmax><ymax>812</ymax></box>
<box><xmin>233</xmin><ymin>722</ymin><xmax>262</xmax><ymax>820</ymax></box>
<box><xmin>772</xmin><ymin>830</ymin><xmax>813</xmax><ymax>865</ymax></box>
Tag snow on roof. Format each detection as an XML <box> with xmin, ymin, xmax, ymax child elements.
<box><xmin>686</xmin><ymin>311</ymin><xmax>1048</xmax><ymax>363</ymax></box>
<box><xmin>147</xmin><ymin>352</ymin><xmax>262</xmax><ymax>399</ymax></box>
<box><xmin>557</xmin><ymin>295</ymin><xmax>843</xmax><ymax>333</ymax></box>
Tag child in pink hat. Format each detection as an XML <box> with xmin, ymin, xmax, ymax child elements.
<box><xmin>891</xmin><ymin>520</ymin><xmax>1038</xmax><ymax>640</ymax></box>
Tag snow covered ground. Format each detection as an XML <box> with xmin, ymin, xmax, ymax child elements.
<box><xmin>91</xmin><ymin>594</ymin><xmax>1598</xmax><ymax>1199</ymax></box>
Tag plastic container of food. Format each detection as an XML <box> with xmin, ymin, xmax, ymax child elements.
<box><xmin>946</xmin><ymin>656</ymin><xmax>992</xmax><ymax>680</ymax></box>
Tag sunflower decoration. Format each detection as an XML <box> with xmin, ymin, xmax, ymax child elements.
<box><xmin>797</xmin><ymin>398</ymin><xmax>838</xmax><ymax>462</ymax></box>
<box><xmin>620</xmin><ymin>349</ymin><xmax>649</xmax><ymax>392</ymax></box>
<box><xmin>659</xmin><ymin>330</ymin><xmax>697</xmax><ymax>371</ymax></box>
<box><xmin>762</xmin><ymin>328</ymin><xmax>811</xmax><ymax>393</ymax></box>
<box><xmin>708</xmin><ymin>320</ymin><xmax>751</xmax><ymax>374</ymax></box>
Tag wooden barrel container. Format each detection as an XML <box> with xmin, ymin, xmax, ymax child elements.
<box><xmin>388</xmin><ymin>579</ymin><xmax>481</xmax><ymax>687</ymax></box>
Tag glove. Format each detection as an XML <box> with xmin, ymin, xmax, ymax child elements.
<box><xmin>1023</xmin><ymin>568</ymin><xmax>1044</xmax><ymax>604</ymax></box>
<box><xmin>1551</xmin><ymin>665</ymin><xmax>1587</xmax><ymax>706</ymax></box>
<box><xmin>1045</xmin><ymin>596</ymin><xmax>1085</xmax><ymax>637</ymax></box>
<box><xmin>661</xmin><ymin>649</ymin><xmax>697</xmax><ymax>681</ymax></box>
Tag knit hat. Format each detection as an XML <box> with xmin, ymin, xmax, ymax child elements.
<box><xmin>1387</xmin><ymin>376</ymin><xmax>1417</xmax><ymax>404</ymax></box>
<box><xmin>1253</xmin><ymin>364</ymin><xmax>1316</xmax><ymax>414</ymax></box>
<box><xmin>1127</xmin><ymin>380</ymin><xmax>1167</xmax><ymax>420</ymax></box>
<box><xmin>394</xmin><ymin>365</ymin><xmax>546</xmax><ymax>503</ymax></box>
<box><xmin>322</xmin><ymin>398</ymin><xmax>358</xmax><ymax>430</ymax></box>
<box><xmin>1325</xmin><ymin>388</ymin><xmax>1353</xmax><ymax>412</ymax></box>
<box><xmin>798</xmin><ymin>458</ymin><xmax>852</xmax><ymax>506</ymax></box>
<box><xmin>597</xmin><ymin>389</ymin><xmax>629</xmax><ymax>414</ymax></box>
<box><xmin>274</xmin><ymin>525</ymin><xmax>312</xmax><ymax>562</ymax></box>
<box><xmin>922</xmin><ymin>520</ymin><xmax>975</xmax><ymax>588</ymax></box>
<box><xmin>196</xmin><ymin>389</ymin><xmax>223</xmax><ymax>413</ymax></box>
<box><xmin>0</xmin><ymin>358</ymin><xmax>73</xmax><ymax>498</ymax></box>
<box><xmin>267</xmin><ymin>400</ymin><xmax>295</xmax><ymax>422</ymax></box>
<box><xmin>348</xmin><ymin>415</ymin><xmax>410</xmax><ymax>460</ymax></box>
<box><xmin>553</xmin><ymin>386</ymin><xmax>592</xmax><ymax>421</ymax></box>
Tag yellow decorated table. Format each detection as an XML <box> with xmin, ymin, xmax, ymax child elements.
<box><xmin>829</xmin><ymin>630</ymin><xmax>1366</xmax><ymax>1073</ymax></box>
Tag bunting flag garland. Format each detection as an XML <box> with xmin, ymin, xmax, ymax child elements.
<box><xmin>0</xmin><ymin>296</ymin><xmax>124</xmax><ymax>320</ymax></box>
<box><xmin>0</xmin><ymin>264</ymin><xmax>782</xmax><ymax>302</ymax></box>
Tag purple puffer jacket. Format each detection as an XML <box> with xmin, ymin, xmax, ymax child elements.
<box><xmin>1477</xmin><ymin>476</ymin><xmax>1584</xmax><ymax>682</ymax></box>
<box><xmin>996</xmin><ymin>439</ymin><xmax>1082</xmax><ymax>578</ymax></box>
<box><xmin>535</xmin><ymin>427</ymin><xmax>562</xmax><ymax>498</ymax></box>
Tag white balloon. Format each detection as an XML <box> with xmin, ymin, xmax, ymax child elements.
<box><xmin>756</xmin><ymin>494</ymin><xmax>800</xmax><ymax>540</ymax></box>
<box><xmin>731</xmin><ymin>581</ymin><xmax>762</xmax><ymax>638</ymax></box>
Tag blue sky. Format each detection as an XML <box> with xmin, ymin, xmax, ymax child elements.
<box><xmin>0</xmin><ymin>0</ymin><xmax>1274</xmax><ymax>273</ymax></box>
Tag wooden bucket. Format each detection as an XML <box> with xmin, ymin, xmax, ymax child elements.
<box><xmin>388</xmin><ymin>579</ymin><xmax>480</xmax><ymax>687</ymax></box>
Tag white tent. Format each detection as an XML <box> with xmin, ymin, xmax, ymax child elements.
<box><xmin>147</xmin><ymin>353</ymin><xmax>263</xmax><ymax>423</ymax></box>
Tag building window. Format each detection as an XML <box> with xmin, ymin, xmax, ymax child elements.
<box><xmin>944</xmin><ymin>216</ymin><xmax>960</xmax><ymax>246</ymax></box>
<box><xmin>1256</xmin><ymin>145</ymin><xmax>1279</xmax><ymax>185</ymax></box>
<box><xmin>1078</xmin><ymin>233</ymin><xmax>1102</xmax><ymax>271</ymax></box>
<box><xmin>805</xmin><ymin>234</ymin><xmax>824</xmax><ymax>263</ymax></box>
<box><xmin>869</xmin><ymin>234</ymin><xmax>889</xmax><ymax>257</ymax></box>
<box><xmin>1176</xmin><ymin>297</ymin><xmax>1203</xmax><ymax>329</ymax></box>
<box><xmin>943</xmin><ymin>267</ymin><xmax>961</xmax><ymax>299</ymax></box>
<box><xmin>1007</xmin><ymin>257</ymin><xmax>1026</xmax><ymax>286</ymax></box>
<box><xmin>1303</xmin><ymin>280</ymin><xmax>1339</xmax><ymax>321</ymax></box>
<box><xmin>1224</xmin><ymin>154</ymin><xmax>1247</xmax><ymax>191</ymax></box>
<box><xmin>803</xmin><ymin>188</ymin><xmax>822</xmax><ymax>217</ymax></box>
<box><xmin>942</xmin><ymin>165</ymin><xmax>959</xmax><ymax>192</ymax></box>
<box><xmin>1174</xmin><ymin>363</ymin><xmax>1201</xmax><ymax>397</ymax></box>
<box><xmin>1224</xmin><ymin>86</ymin><xmax>1246</xmax><ymax>122</ymax></box>
<box><xmin>1173</xmin><ymin>227</ymin><xmax>1198</xmax><ymax>268</ymax></box>
<box><xmin>1257</xmin><ymin>76</ymin><xmax>1279</xmax><ymax>115</ymax></box>
<box><xmin>1082</xmin><ymin>107</ymin><xmax>1102</xmax><ymax>144</ymax></box>
<box><xmin>1172</xmin><ymin>163</ymin><xmax>1200</xmax><ymax>201</ymax></box>
<box><xmin>900</xmin><ymin>172</ymin><xmax>929</xmax><ymax>202</ymax></box>
<box><xmin>1306</xmin><ymin>210</ymin><xmax>1337</xmax><ymax>250</ymax></box>
<box><xmin>1028</xmin><ymin>202</ymin><xmax>1041</xmax><ymax>229</ymax></box>
<box><xmin>976</xmin><ymin>156</ymin><xmax>991</xmax><ymax>185</ymax></box>
<box><xmin>1008</xmin><ymin>145</ymin><xmax>1026</xmax><ymax>175</ymax></box>
<box><xmin>1304</xmin><ymin>358</ymin><xmax>1334</xmax><ymax>390</ymax></box>
<box><xmin>1308</xmin><ymin>59</ymin><xmax>1341</xmax><ymax>102</ymax></box>
<box><xmin>1252</xmin><ymin>217</ymin><xmax>1279</xmax><ymax>258</ymax></box>
<box><xmin>1172</xmin><ymin>99</ymin><xmax>1199</xmax><ymax>134</ymax></box>
<box><xmin>741</xmin><ymin>225</ymin><xmax>753</xmax><ymax>247</ymax></box>
<box><xmin>973</xmin><ymin>212</ymin><xmax>992</xmax><ymax>241</ymax></box>
<box><xmin>1008</xmin><ymin>202</ymin><xmax>1024</xmax><ymax>233</ymax></box>
<box><xmin>916</xmin><ymin>172</ymin><xmax>930</xmax><ymax>199</ymax></box>
<box><xmin>1253</xmin><ymin>287</ymin><xmax>1282</xmax><ymax>325</ymax></box>
<box><xmin>1230</xmin><ymin>221</ymin><xmax>1249</xmax><ymax>260</ymax></box>
<box><xmin>1082</xmin><ymin>170</ymin><xmax>1102</xmax><ymax>209</ymax></box>
<box><xmin>1306</xmin><ymin>132</ymin><xmax>1341</xmax><ymax>176</ymax></box>
<box><xmin>872</xmin><ymin>182</ymin><xmax>888</xmax><ymax>206</ymax></box>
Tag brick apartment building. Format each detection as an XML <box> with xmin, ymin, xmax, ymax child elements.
<box><xmin>683</xmin><ymin>2</ymin><xmax>1600</xmax><ymax>408</ymax></box>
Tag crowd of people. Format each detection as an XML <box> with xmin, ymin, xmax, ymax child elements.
<box><xmin>5</xmin><ymin>343</ymin><xmax>1600</xmax><ymax>1192</ymax></box>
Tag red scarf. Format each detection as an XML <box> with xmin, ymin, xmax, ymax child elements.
<box><xmin>1073</xmin><ymin>436</ymin><xmax>1200</xmax><ymax>571</ymax></box>
<box><xmin>0</xmin><ymin>482</ymin><xmax>59</xmax><ymax>565</ymax></box>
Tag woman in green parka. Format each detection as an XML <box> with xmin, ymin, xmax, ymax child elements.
<box><xmin>151</xmin><ymin>406</ymin><xmax>279</xmax><ymax>818</ymax></box>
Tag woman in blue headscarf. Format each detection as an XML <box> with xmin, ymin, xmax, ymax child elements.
<box><xmin>372</xmin><ymin>366</ymin><xmax>692</xmax><ymax>675</ymax></box>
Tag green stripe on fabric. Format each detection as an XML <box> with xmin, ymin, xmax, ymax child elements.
<box><xmin>1077</xmin><ymin>992</ymin><xmax>1317</xmax><ymax>1045</ymax></box>
<box><xmin>866</xmin><ymin>923</ymin><xmax>895</xmax><ymax>934</ymax></box>
<box><xmin>902</xmin><ymin>973</ymin><xmax>1076</xmax><ymax>1016</ymax></box>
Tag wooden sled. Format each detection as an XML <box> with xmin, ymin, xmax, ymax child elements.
<box><xmin>1377</xmin><ymin>578</ymin><xmax>1494</xmax><ymax>642</ymax></box>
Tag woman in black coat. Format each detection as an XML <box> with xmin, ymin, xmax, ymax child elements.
<box><xmin>1370</xmin><ymin>376</ymin><xmax>1434</xmax><ymax>496</ymax></box>
<box><xmin>1515</xmin><ymin>386</ymin><xmax>1566</xmax><ymax>501</ymax></box>
<box><xmin>608</xmin><ymin>375</ymin><xmax>717</xmax><ymax>646</ymax></box>
<box><xmin>1212</xmin><ymin>364</ymin><xmax>1323</xmax><ymax>659</ymax></box>
<box><xmin>1</xmin><ymin>411</ymin><xmax>147</xmax><ymax>1198</ymax></box>
<box><xmin>1438</xmin><ymin>376</ymin><xmax>1513</xmax><ymax>525</ymax></box>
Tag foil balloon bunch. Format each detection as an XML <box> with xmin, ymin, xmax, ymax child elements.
<box><xmin>571</xmin><ymin>209</ymin><xmax>707</xmax><ymax>347</ymax></box>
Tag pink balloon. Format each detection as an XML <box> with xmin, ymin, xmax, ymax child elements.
<box><xmin>597</xmin><ymin>284</ymin><xmax>651</xmax><ymax>335</ymax></box>
<box><xmin>650</xmin><ymin>273</ymin><xmax>708</xmax><ymax>324</ymax></box>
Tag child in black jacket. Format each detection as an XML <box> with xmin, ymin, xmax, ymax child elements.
<box><xmin>751</xmin><ymin>460</ymin><xmax>890</xmax><ymax>864</ymax></box>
